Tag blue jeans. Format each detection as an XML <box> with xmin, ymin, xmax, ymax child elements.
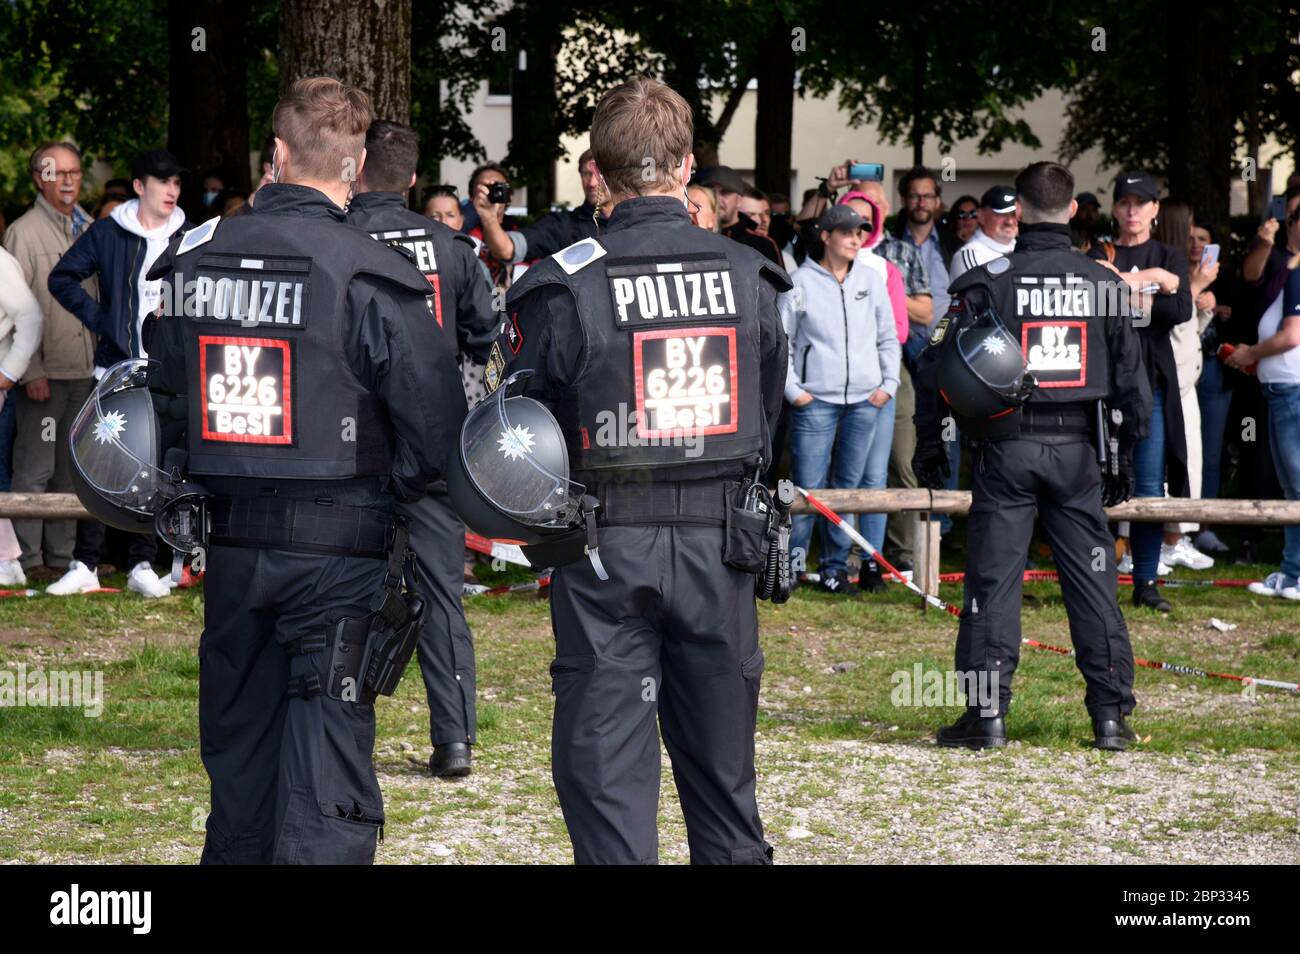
<box><xmin>1131</xmin><ymin>383</ymin><xmax>1166</xmax><ymax>582</ymax></box>
<box><xmin>1197</xmin><ymin>357</ymin><xmax>1233</xmax><ymax>501</ymax></box>
<box><xmin>1264</xmin><ymin>383</ymin><xmax>1300</xmax><ymax>580</ymax></box>
<box><xmin>791</xmin><ymin>397</ymin><xmax>886</xmax><ymax>574</ymax></box>
<box><xmin>0</xmin><ymin>394</ymin><xmax>14</xmax><ymax>492</ymax></box>
<box><xmin>858</xmin><ymin>394</ymin><xmax>895</xmax><ymax>553</ymax></box>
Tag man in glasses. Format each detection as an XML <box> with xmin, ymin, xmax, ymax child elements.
<box><xmin>893</xmin><ymin>165</ymin><xmax>961</xmax><ymax>328</ymax></box>
<box><xmin>2</xmin><ymin>142</ymin><xmax>96</xmax><ymax>585</ymax></box>
<box><xmin>476</xmin><ymin>149</ymin><xmax>612</xmax><ymax>267</ymax></box>
<box><xmin>949</xmin><ymin>185</ymin><xmax>1020</xmax><ymax>282</ymax></box>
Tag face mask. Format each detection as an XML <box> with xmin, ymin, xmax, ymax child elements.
<box><xmin>202</xmin><ymin>191</ymin><xmax>219</xmax><ymax>207</ymax></box>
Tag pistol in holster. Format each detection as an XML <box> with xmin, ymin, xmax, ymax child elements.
<box><xmin>325</xmin><ymin>518</ymin><xmax>426</xmax><ymax>706</ymax></box>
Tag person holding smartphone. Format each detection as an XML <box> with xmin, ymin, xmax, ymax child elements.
<box><xmin>1089</xmin><ymin>171</ymin><xmax>1192</xmax><ymax>613</ymax></box>
<box><xmin>1229</xmin><ymin>196</ymin><xmax>1300</xmax><ymax>599</ymax></box>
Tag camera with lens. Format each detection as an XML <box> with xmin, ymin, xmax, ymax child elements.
<box><xmin>488</xmin><ymin>182</ymin><xmax>511</xmax><ymax>205</ymax></box>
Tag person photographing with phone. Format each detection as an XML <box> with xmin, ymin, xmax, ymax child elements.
<box><xmin>1227</xmin><ymin>186</ymin><xmax>1300</xmax><ymax>600</ymax></box>
<box><xmin>1089</xmin><ymin>171</ymin><xmax>1193</xmax><ymax>613</ymax></box>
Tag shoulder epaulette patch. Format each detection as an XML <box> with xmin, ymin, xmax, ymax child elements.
<box><xmin>552</xmin><ymin>237</ymin><xmax>607</xmax><ymax>275</ymax></box>
<box><xmin>176</xmin><ymin>216</ymin><xmax>220</xmax><ymax>256</ymax></box>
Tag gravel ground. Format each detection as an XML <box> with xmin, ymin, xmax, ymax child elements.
<box><xmin>375</xmin><ymin>733</ymin><xmax>1300</xmax><ymax>865</ymax></box>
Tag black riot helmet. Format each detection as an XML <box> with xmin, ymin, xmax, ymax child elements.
<box><xmin>937</xmin><ymin>306</ymin><xmax>1036</xmax><ymax>420</ymax></box>
<box><xmin>69</xmin><ymin>360</ymin><xmax>175</xmax><ymax>533</ymax></box>
<box><xmin>446</xmin><ymin>370</ymin><xmax>586</xmax><ymax>544</ymax></box>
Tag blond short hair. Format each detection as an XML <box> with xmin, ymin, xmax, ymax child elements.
<box><xmin>272</xmin><ymin>77</ymin><xmax>373</xmax><ymax>183</ymax></box>
<box><xmin>590</xmin><ymin>78</ymin><xmax>693</xmax><ymax>198</ymax></box>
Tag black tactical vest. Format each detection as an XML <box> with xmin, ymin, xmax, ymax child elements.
<box><xmin>507</xmin><ymin>201</ymin><xmax>784</xmax><ymax>478</ymax></box>
<box><xmin>948</xmin><ymin>252</ymin><xmax>1113</xmax><ymax>414</ymax></box>
<box><xmin>166</xmin><ymin>197</ymin><xmax>433</xmax><ymax>480</ymax></box>
<box><xmin>347</xmin><ymin>193</ymin><xmax>478</xmax><ymax>354</ymax></box>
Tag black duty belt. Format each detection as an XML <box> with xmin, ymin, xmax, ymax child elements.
<box><xmin>594</xmin><ymin>480</ymin><xmax>730</xmax><ymax>527</ymax></box>
<box><xmin>1020</xmin><ymin>403</ymin><xmax>1092</xmax><ymax>436</ymax></box>
<box><xmin>208</xmin><ymin>496</ymin><xmax>394</xmax><ymax>559</ymax></box>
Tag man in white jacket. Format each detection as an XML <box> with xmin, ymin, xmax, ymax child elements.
<box><xmin>779</xmin><ymin>205</ymin><xmax>900</xmax><ymax>594</ymax></box>
<box><xmin>948</xmin><ymin>185</ymin><xmax>1019</xmax><ymax>282</ymax></box>
<box><xmin>0</xmin><ymin>246</ymin><xmax>44</xmax><ymax>585</ymax></box>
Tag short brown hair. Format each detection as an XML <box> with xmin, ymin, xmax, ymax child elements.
<box><xmin>590</xmin><ymin>78</ymin><xmax>693</xmax><ymax>198</ymax></box>
<box><xmin>272</xmin><ymin>76</ymin><xmax>373</xmax><ymax>183</ymax></box>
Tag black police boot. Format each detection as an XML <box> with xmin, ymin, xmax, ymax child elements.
<box><xmin>818</xmin><ymin>567</ymin><xmax>859</xmax><ymax>596</ymax></box>
<box><xmin>1131</xmin><ymin>580</ymin><xmax>1171</xmax><ymax>613</ymax></box>
<box><xmin>936</xmin><ymin>709</ymin><xmax>1007</xmax><ymax>750</ymax></box>
<box><xmin>430</xmin><ymin>742</ymin><xmax>472</xmax><ymax>778</ymax></box>
<box><xmin>858</xmin><ymin>559</ymin><xmax>886</xmax><ymax>594</ymax></box>
<box><xmin>1093</xmin><ymin>716</ymin><xmax>1139</xmax><ymax>751</ymax></box>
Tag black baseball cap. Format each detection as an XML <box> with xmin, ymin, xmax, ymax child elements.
<box><xmin>1113</xmin><ymin>171</ymin><xmax>1159</xmax><ymax>203</ymax></box>
<box><xmin>696</xmin><ymin>165</ymin><xmax>748</xmax><ymax>195</ymax></box>
<box><xmin>1075</xmin><ymin>191</ymin><xmax>1100</xmax><ymax>208</ymax></box>
<box><xmin>131</xmin><ymin>149</ymin><xmax>184</xmax><ymax>182</ymax></box>
<box><xmin>817</xmin><ymin>205</ymin><xmax>865</xmax><ymax>233</ymax></box>
<box><xmin>980</xmin><ymin>186</ymin><xmax>1017</xmax><ymax>214</ymax></box>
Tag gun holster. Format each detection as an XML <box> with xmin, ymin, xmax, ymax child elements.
<box><xmin>323</xmin><ymin>519</ymin><xmax>425</xmax><ymax>705</ymax></box>
<box><xmin>758</xmin><ymin>480</ymin><xmax>795</xmax><ymax>603</ymax></box>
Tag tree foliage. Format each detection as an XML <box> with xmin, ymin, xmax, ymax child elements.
<box><xmin>0</xmin><ymin>0</ymin><xmax>168</xmax><ymax>210</ymax></box>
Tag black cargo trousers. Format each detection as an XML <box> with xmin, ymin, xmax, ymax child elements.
<box><xmin>403</xmin><ymin>487</ymin><xmax>477</xmax><ymax>748</ymax></box>
<box><xmin>549</xmin><ymin>523</ymin><xmax>771</xmax><ymax>865</ymax></box>
<box><xmin>957</xmin><ymin>437</ymin><xmax>1137</xmax><ymax>720</ymax></box>
<box><xmin>199</xmin><ymin>541</ymin><xmax>389</xmax><ymax>865</ymax></box>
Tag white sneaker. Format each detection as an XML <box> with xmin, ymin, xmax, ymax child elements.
<box><xmin>1119</xmin><ymin>552</ymin><xmax>1172</xmax><ymax>576</ymax></box>
<box><xmin>0</xmin><ymin>559</ymin><xmax>26</xmax><ymax>586</ymax></box>
<box><xmin>1247</xmin><ymin>572</ymin><xmax>1299</xmax><ymax>598</ymax></box>
<box><xmin>46</xmin><ymin>560</ymin><xmax>100</xmax><ymax>595</ymax></box>
<box><xmin>1194</xmin><ymin>530</ymin><xmax>1229</xmax><ymax>554</ymax></box>
<box><xmin>127</xmin><ymin>562</ymin><xmax>173</xmax><ymax>598</ymax></box>
<box><xmin>1161</xmin><ymin>535</ymin><xmax>1214</xmax><ymax>570</ymax></box>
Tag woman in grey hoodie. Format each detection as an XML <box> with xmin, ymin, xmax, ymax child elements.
<box><xmin>778</xmin><ymin>205</ymin><xmax>900</xmax><ymax>594</ymax></box>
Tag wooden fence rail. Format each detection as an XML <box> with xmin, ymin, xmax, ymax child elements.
<box><xmin>3</xmin><ymin>492</ymin><xmax>1295</xmax><ymax>597</ymax></box>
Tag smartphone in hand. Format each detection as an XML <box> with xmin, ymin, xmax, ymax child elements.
<box><xmin>1201</xmin><ymin>243</ymin><xmax>1220</xmax><ymax>268</ymax></box>
<box><xmin>847</xmin><ymin>162</ymin><xmax>884</xmax><ymax>182</ymax></box>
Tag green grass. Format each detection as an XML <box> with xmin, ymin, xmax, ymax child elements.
<box><xmin>1</xmin><ymin>554</ymin><xmax>1298</xmax><ymax>862</ymax></box>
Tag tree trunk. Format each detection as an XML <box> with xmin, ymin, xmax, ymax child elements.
<box><xmin>507</xmin><ymin>7</ymin><xmax>560</xmax><ymax>214</ymax></box>
<box><xmin>909</xmin><ymin>21</ymin><xmax>925</xmax><ymax>168</ymax></box>
<box><xmin>279</xmin><ymin>0</ymin><xmax>412</xmax><ymax>124</ymax></box>
<box><xmin>754</xmin><ymin>16</ymin><xmax>795</xmax><ymax>195</ymax></box>
<box><xmin>168</xmin><ymin>0</ymin><xmax>251</xmax><ymax>213</ymax></box>
<box><xmin>1165</xmin><ymin>6</ymin><xmax>1233</xmax><ymax>241</ymax></box>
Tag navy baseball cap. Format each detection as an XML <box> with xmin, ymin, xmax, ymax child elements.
<box><xmin>1113</xmin><ymin>171</ymin><xmax>1160</xmax><ymax>203</ymax></box>
<box><xmin>980</xmin><ymin>186</ymin><xmax>1017</xmax><ymax>214</ymax></box>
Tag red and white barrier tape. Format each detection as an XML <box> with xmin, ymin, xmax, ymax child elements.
<box><xmin>796</xmin><ymin>487</ymin><xmax>1299</xmax><ymax>694</ymax></box>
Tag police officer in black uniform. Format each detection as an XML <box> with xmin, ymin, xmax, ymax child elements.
<box><xmin>147</xmin><ymin>78</ymin><xmax>465</xmax><ymax>862</ymax></box>
<box><xmin>489</xmin><ymin>79</ymin><xmax>789</xmax><ymax>863</ymax></box>
<box><xmin>347</xmin><ymin>119</ymin><xmax>498</xmax><ymax>778</ymax></box>
<box><xmin>913</xmin><ymin>162</ymin><xmax>1151</xmax><ymax>751</ymax></box>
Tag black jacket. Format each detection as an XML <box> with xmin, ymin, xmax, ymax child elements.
<box><xmin>916</xmin><ymin>223</ymin><xmax>1151</xmax><ymax>452</ymax></box>
<box><xmin>346</xmin><ymin>190</ymin><xmax>498</xmax><ymax>363</ymax></box>
<box><xmin>1089</xmin><ymin>237</ymin><xmax>1192</xmax><ymax>496</ymax></box>
<box><xmin>145</xmin><ymin>184</ymin><xmax>464</xmax><ymax>502</ymax></box>
<box><xmin>502</xmin><ymin>195</ymin><xmax>789</xmax><ymax>485</ymax></box>
<box><xmin>517</xmin><ymin>201</ymin><xmax>609</xmax><ymax>261</ymax></box>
